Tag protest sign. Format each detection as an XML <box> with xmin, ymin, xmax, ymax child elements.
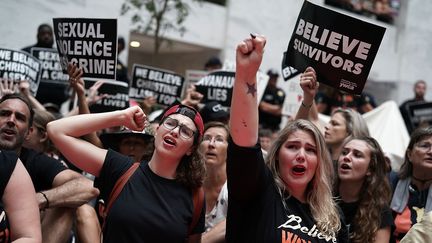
<box><xmin>31</xmin><ymin>47</ymin><xmax>69</xmax><ymax>84</ymax></box>
<box><xmin>406</xmin><ymin>102</ymin><xmax>432</xmax><ymax>133</ymax></box>
<box><xmin>283</xmin><ymin>1</ymin><xmax>385</xmax><ymax>94</ymax></box>
<box><xmin>195</xmin><ymin>71</ymin><xmax>235</xmax><ymax>108</ymax></box>
<box><xmin>53</xmin><ymin>18</ymin><xmax>117</xmax><ymax>79</ymax></box>
<box><xmin>84</xmin><ymin>79</ymin><xmax>129</xmax><ymax>113</ymax></box>
<box><xmin>130</xmin><ymin>64</ymin><xmax>185</xmax><ymax>106</ymax></box>
<box><xmin>0</xmin><ymin>48</ymin><xmax>41</xmax><ymax>96</ymax></box>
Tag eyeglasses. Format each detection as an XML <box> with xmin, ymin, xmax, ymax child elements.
<box><xmin>162</xmin><ymin>117</ymin><xmax>196</xmax><ymax>139</ymax></box>
<box><xmin>415</xmin><ymin>142</ymin><xmax>432</xmax><ymax>152</ymax></box>
<box><xmin>202</xmin><ymin>135</ymin><xmax>227</xmax><ymax>144</ymax></box>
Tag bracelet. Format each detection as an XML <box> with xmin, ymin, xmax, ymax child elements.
<box><xmin>301</xmin><ymin>101</ymin><xmax>312</xmax><ymax>109</ymax></box>
<box><xmin>39</xmin><ymin>191</ymin><xmax>50</xmax><ymax>210</ymax></box>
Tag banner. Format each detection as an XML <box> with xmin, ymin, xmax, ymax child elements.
<box><xmin>53</xmin><ymin>18</ymin><xmax>117</xmax><ymax>79</ymax></box>
<box><xmin>130</xmin><ymin>64</ymin><xmax>185</xmax><ymax>106</ymax></box>
<box><xmin>31</xmin><ymin>47</ymin><xmax>69</xmax><ymax>85</ymax></box>
<box><xmin>84</xmin><ymin>79</ymin><xmax>129</xmax><ymax>113</ymax></box>
<box><xmin>195</xmin><ymin>71</ymin><xmax>235</xmax><ymax>108</ymax></box>
<box><xmin>283</xmin><ymin>1</ymin><xmax>385</xmax><ymax>94</ymax></box>
<box><xmin>0</xmin><ymin>48</ymin><xmax>41</xmax><ymax>96</ymax></box>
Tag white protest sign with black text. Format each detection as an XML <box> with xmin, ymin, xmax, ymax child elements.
<box><xmin>31</xmin><ymin>47</ymin><xmax>68</xmax><ymax>85</ymax></box>
<box><xmin>283</xmin><ymin>1</ymin><xmax>385</xmax><ymax>94</ymax></box>
<box><xmin>84</xmin><ymin>79</ymin><xmax>129</xmax><ymax>113</ymax></box>
<box><xmin>53</xmin><ymin>18</ymin><xmax>117</xmax><ymax>79</ymax></box>
<box><xmin>130</xmin><ymin>64</ymin><xmax>185</xmax><ymax>106</ymax></box>
<box><xmin>0</xmin><ymin>48</ymin><xmax>41</xmax><ymax>96</ymax></box>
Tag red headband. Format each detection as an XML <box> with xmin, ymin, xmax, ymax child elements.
<box><xmin>161</xmin><ymin>104</ymin><xmax>204</xmax><ymax>139</ymax></box>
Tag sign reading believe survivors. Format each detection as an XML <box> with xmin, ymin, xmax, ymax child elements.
<box><xmin>53</xmin><ymin>18</ymin><xmax>117</xmax><ymax>79</ymax></box>
<box><xmin>283</xmin><ymin>1</ymin><xmax>385</xmax><ymax>94</ymax></box>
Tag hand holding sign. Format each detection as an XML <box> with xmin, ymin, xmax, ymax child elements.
<box><xmin>0</xmin><ymin>78</ymin><xmax>19</xmax><ymax>98</ymax></box>
<box><xmin>67</xmin><ymin>63</ymin><xmax>84</xmax><ymax>95</ymax></box>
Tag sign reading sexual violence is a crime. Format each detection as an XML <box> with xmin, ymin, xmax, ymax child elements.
<box><xmin>194</xmin><ymin>71</ymin><xmax>235</xmax><ymax>108</ymax></box>
<box><xmin>283</xmin><ymin>1</ymin><xmax>385</xmax><ymax>94</ymax></box>
<box><xmin>31</xmin><ymin>47</ymin><xmax>69</xmax><ymax>84</ymax></box>
<box><xmin>0</xmin><ymin>48</ymin><xmax>41</xmax><ymax>96</ymax></box>
<box><xmin>84</xmin><ymin>79</ymin><xmax>129</xmax><ymax>113</ymax></box>
<box><xmin>130</xmin><ymin>64</ymin><xmax>185</xmax><ymax>106</ymax></box>
<box><xmin>53</xmin><ymin>18</ymin><xmax>117</xmax><ymax>79</ymax></box>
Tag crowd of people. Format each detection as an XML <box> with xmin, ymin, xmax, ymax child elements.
<box><xmin>0</xmin><ymin>23</ymin><xmax>429</xmax><ymax>243</ymax></box>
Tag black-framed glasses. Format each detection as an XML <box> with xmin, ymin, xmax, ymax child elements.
<box><xmin>162</xmin><ymin>117</ymin><xmax>196</xmax><ymax>139</ymax></box>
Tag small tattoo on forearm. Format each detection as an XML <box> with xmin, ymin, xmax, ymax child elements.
<box><xmin>242</xmin><ymin>120</ymin><xmax>247</xmax><ymax>127</ymax></box>
<box><xmin>246</xmin><ymin>82</ymin><xmax>256</xmax><ymax>97</ymax></box>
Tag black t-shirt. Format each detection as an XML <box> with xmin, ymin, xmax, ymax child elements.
<box><xmin>259</xmin><ymin>87</ymin><xmax>285</xmax><ymax>131</ymax></box>
<box><xmin>226</xmin><ymin>141</ymin><xmax>348</xmax><ymax>243</ymax></box>
<box><xmin>339</xmin><ymin>200</ymin><xmax>392</xmax><ymax>235</ymax></box>
<box><xmin>97</xmin><ymin>149</ymin><xmax>205</xmax><ymax>243</ymax></box>
<box><xmin>19</xmin><ymin>147</ymin><xmax>67</xmax><ymax>192</ymax></box>
<box><xmin>0</xmin><ymin>151</ymin><xmax>19</xmax><ymax>243</ymax></box>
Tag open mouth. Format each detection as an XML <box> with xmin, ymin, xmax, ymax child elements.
<box><xmin>163</xmin><ymin>137</ymin><xmax>176</xmax><ymax>146</ymax></box>
<box><xmin>340</xmin><ymin>163</ymin><xmax>351</xmax><ymax>170</ymax></box>
<box><xmin>292</xmin><ymin>165</ymin><xmax>306</xmax><ymax>175</ymax></box>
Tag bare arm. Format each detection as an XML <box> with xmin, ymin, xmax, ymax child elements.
<box><xmin>47</xmin><ymin>106</ymin><xmax>146</xmax><ymax>176</ymax></box>
<box><xmin>202</xmin><ymin>220</ymin><xmax>226</xmax><ymax>243</ymax></box>
<box><xmin>37</xmin><ymin>170</ymin><xmax>99</xmax><ymax>209</ymax></box>
<box><xmin>230</xmin><ymin>34</ymin><xmax>266</xmax><ymax>147</ymax></box>
<box><xmin>19</xmin><ymin>80</ymin><xmax>46</xmax><ymax>111</ymax></box>
<box><xmin>374</xmin><ymin>227</ymin><xmax>390</xmax><ymax>243</ymax></box>
<box><xmin>67</xmin><ymin>64</ymin><xmax>104</xmax><ymax>148</ymax></box>
<box><xmin>294</xmin><ymin>67</ymin><xmax>322</xmax><ymax>129</ymax></box>
<box><xmin>3</xmin><ymin>159</ymin><xmax>41</xmax><ymax>243</ymax></box>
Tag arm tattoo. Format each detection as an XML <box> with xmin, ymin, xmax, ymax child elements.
<box><xmin>242</xmin><ymin>119</ymin><xmax>247</xmax><ymax>127</ymax></box>
<box><xmin>246</xmin><ymin>82</ymin><xmax>257</xmax><ymax>97</ymax></box>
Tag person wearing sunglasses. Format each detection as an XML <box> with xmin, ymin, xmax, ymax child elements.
<box><xmin>47</xmin><ymin>103</ymin><xmax>206</xmax><ymax>243</ymax></box>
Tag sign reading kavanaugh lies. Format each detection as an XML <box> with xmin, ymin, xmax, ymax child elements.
<box><xmin>130</xmin><ymin>64</ymin><xmax>185</xmax><ymax>106</ymax></box>
<box><xmin>53</xmin><ymin>18</ymin><xmax>117</xmax><ymax>79</ymax></box>
<box><xmin>283</xmin><ymin>1</ymin><xmax>385</xmax><ymax>95</ymax></box>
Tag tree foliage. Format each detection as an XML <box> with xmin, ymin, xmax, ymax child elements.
<box><xmin>121</xmin><ymin>0</ymin><xmax>201</xmax><ymax>54</ymax></box>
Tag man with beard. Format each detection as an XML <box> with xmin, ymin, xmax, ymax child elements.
<box><xmin>0</xmin><ymin>93</ymin><xmax>99</xmax><ymax>243</ymax></box>
<box><xmin>22</xmin><ymin>24</ymin><xmax>70</xmax><ymax>108</ymax></box>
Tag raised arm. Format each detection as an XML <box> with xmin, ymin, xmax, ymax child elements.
<box><xmin>47</xmin><ymin>106</ymin><xmax>146</xmax><ymax>176</ymax></box>
<box><xmin>294</xmin><ymin>67</ymin><xmax>322</xmax><ymax>128</ymax></box>
<box><xmin>3</xmin><ymin>159</ymin><xmax>41</xmax><ymax>243</ymax></box>
<box><xmin>229</xmin><ymin>34</ymin><xmax>266</xmax><ymax>147</ymax></box>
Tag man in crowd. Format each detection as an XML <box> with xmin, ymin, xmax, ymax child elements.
<box><xmin>0</xmin><ymin>93</ymin><xmax>99</xmax><ymax>243</ymax></box>
<box><xmin>258</xmin><ymin>69</ymin><xmax>286</xmax><ymax>132</ymax></box>
<box><xmin>22</xmin><ymin>23</ymin><xmax>70</xmax><ymax>108</ymax></box>
<box><xmin>399</xmin><ymin>80</ymin><xmax>427</xmax><ymax>133</ymax></box>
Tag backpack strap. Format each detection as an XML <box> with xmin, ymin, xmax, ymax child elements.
<box><xmin>188</xmin><ymin>186</ymin><xmax>204</xmax><ymax>235</ymax></box>
<box><xmin>101</xmin><ymin>162</ymin><xmax>140</xmax><ymax>230</ymax></box>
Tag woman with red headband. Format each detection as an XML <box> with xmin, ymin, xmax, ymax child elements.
<box><xmin>47</xmin><ymin>103</ymin><xmax>206</xmax><ymax>242</ymax></box>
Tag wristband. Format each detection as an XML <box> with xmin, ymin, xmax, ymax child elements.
<box><xmin>301</xmin><ymin>101</ymin><xmax>312</xmax><ymax>109</ymax></box>
<box><xmin>39</xmin><ymin>191</ymin><xmax>49</xmax><ymax>209</ymax></box>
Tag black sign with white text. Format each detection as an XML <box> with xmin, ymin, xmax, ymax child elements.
<box><xmin>84</xmin><ymin>79</ymin><xmax>129</xmax><ymax>113</ymax></box>
<box><xmin>53</xmin><ymin>18</ymin><xmax>117</xmax><ymax>79</ymax></box>
<box><xmin>31</xmin><ymin>47</ymin><xmax>69</xmax><ymax>84</ymax></box>
<box><xmin>195</xmin><ymin>71</ymin><xmax>235</xmax><ymax>108</ymax></box>
<box><xmin>130</xmin><ymin>64</ymin><xmax>185</xmax><ymax>106</ymax></box>
<box><xmin>283</xmin><ymin>1</ymin><xmax>385</xmax><ymax>94</ymax></box>
<box><xmin>0</xmin><ymin>48</ymin><xmax>41</xmax><ymax>96</ymax></box>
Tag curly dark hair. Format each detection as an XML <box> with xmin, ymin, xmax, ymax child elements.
<box><xmin>336</xmin><ymin>136</ymin><xmax>391</xmax><ymax>243</ymax></box>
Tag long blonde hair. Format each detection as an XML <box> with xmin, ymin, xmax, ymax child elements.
<box><xmin>266</xmin><ymin>119</ymin><xmax>340</xmax><ymax>236</ymax></box>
